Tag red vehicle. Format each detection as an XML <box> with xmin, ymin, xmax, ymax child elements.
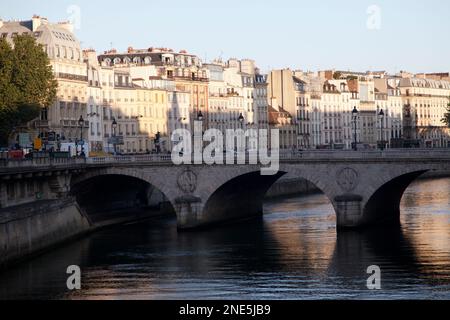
<box><xmin>8</xmin><ymin>150</ymin><xmax>24</xmax><ymax>159</ymax></box>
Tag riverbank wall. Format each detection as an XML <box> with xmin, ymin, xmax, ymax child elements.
<box><xmin>0</xmin><ymin>197</ymin><xmax>171</xmax><ymax>269</ymax></box>
<box><xmin>0</xmin><ymin>199</ymin><xmax>90</xmax><ymax>268</ymax></box>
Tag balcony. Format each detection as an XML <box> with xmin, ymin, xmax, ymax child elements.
<box><xmin>173</xmin><ymin>75</ymin><xmax>209</xmax><ymax>82</ymax></box>
<box><xmin>56</xmin><ymin>72</ymin><xmax>88</xmax><ymax>82</ymax></box>
<box><xmin>114</xmin><ymin>82</ymin><xmax>133</xmax><ymax>88</ymax></box>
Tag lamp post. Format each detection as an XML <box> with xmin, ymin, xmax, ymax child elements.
<box><xmin>238</xmin><ymin>113</ymin><xmax>244</xmax><ymax>129</ymax></box>
<box><xmin>78</xmin><ymin>116</ymin><xmax>84</xmax><ymax>157</ymax></box>
<box><xmin>197</xmin><ymin>110</ymin><xmax>203</xmax><ymax>121</ymax></box>
<box><xmin>111</xmin><ymin>117</ymin><xmax>117</xmax><ymax>155</ymax></box>
<box><xmin>378</xmin><ymin>109</ymin><xmax>385</xmax><ymax>150</ymax></box>
<box><xmin>155</xmin><ymin>131</ymin><xmax>161</xmax><ymax>154</ymax></box>
<box><xmin>352</xmin><ymin>106</ymin><xmax>358</xmax><ymax>151</ymax></box>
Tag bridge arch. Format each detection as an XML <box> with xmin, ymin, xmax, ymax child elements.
<box><xmin>201</xmin><ymin>170</ymin><xmax>286</xmax><ymax>226</ymax></box>
<box><xmin>70</xmin><ymin>167</ymin><xmax>178</xmax><ymax>224</ymax></box>
<box><xmin>193</xmin><ymin>165</ymin><xmax>337</xmax><ymax>229</ymax></box>
<box><xmin>361</xmin><ymin>169</ymin><xmax>429</xmax><ymax>227</ymax></box>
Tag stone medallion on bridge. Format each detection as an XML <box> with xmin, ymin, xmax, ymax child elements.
<box><xmin>336</xmin><ymin>167</ymin><xmax>359</xmax><ymax>192</ymax></box>
<box><xmin>177</xmin><ymin>169</ymin><xmax>197</xmax><ymax>193</ymax></box>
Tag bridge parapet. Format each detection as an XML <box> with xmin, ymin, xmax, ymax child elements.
<box><xmin>87</xmin><ymin>154</ymin><xmax>173</xmax><ymax>165</ymax></box>
<box><xmin>2</xmin><ymin>149</ymin><xmax>450</xmax><ymax>175</ymax></box>
<box><xmin>280</xmin><ymin>149</ymin><xmax>450</xmax><ymax>160</ymax></box>
<box><xmin>0</xmin><ymin>157</ymin><xmax>86</xmax><ymax>170</ymax></box>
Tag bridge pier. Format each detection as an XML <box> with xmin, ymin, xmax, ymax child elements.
<box><xmin>174</xmin><ymin>196</ymin><xmax>204</xmax><ymax>229</ymax></box>
<box><xmin>334</xmin><ymin>195</ymin><xmax>364</xmax><ymax>229</ymax></box>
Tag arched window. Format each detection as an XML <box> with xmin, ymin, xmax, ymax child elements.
<box><xmin>104</xmin><ymin>58</ymin><xmax>111</xmax><ymax>66</ymax></box>
<box><xmin>123</xmin><ymin>57</ymin><xmax>131</xmax><ymax>64</ymax></box>
<box><xmin>113</xmin><ymin>57</ymin><xmax>121</xmax><ymax>65</ymax></box>
<box><xmin>144</xmin><ymin>56</ymin><xmax>151</xmax><ymax>64</ymax></box>
<box><xmin>133</xmin><ymin>57</ymin><xmax>141</xmax><ymax>64</ymax></box>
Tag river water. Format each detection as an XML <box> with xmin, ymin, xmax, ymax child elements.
<box><xmin>0</xmin><ymin>178</ymin><xmax>449</xmax><ymax>300</ymax></box>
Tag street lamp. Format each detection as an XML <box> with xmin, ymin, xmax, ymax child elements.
<box><xmin>78</xmin><ymin>115</ymin><xmax>84</xmax><ymax>156</ymax></box>
<box><xmin>378</xmin><ymin>109</ymin><xmax>385</xmax><ymax>150</ymax></box>
<box><xmin>238</xmin><ymin>113</ymin><xmax>244</xmax><ymax>129</ymax></box>
<box><xmin>111</xmin><ymin>118</ymin><xmax>117</xmax><ymax>155</ymax></box>
<box><xmin>352</xmin><ymin>106</ymin><xmax>358</xmax><ymax>151</ymax></box>
<box><xmin>111</xmin><ymin>117</ymin><xmax>117</xmax><ymax>155</ymax></box>
<box><xmin>197</xmin><ymin>110</ymin><xmax>203</xmax><ymax>121</ymax></box>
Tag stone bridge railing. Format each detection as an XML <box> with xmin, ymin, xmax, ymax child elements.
<box><xmin>0</xmin><ymin>157</ymin><xmax>87</xmax><ymax>170</ymax></box>
<box><xmin>86</xmin><ymin>154</ymin><xmax>173</xmax><ymax>164</ymax></box>
<box><xmin>279</xmin><ymin>149</ymin><xmax>450</xmax><ymax>160</ymax></box>
<box><xmin>1</xmin><ymin>149</ymin><xmax>450</xmax><ymax>173</ymax></box>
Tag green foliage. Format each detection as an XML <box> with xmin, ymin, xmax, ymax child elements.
<box><xmin>0</xmin><ymin>35</ymin><xmax>57</xmax><ymax>146</ymax></box>
<box><xmin>333</xmin><ymin>71</ymin><xmax>342</xmax><ymax>80</ymax></box>
<box><xmin>441</xmin><ymin>98</ymin><xmax>450</xmax><ymax>127</ymax></box>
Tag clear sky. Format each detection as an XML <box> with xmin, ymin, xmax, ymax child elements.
<box><xmin>1</xmin><ymin>0</ymin><xmax>449</xmax><ymax>74</ymax></box>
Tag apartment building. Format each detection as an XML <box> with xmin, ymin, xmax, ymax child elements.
<box><xmin>0</xmin><ymin>16</ymin><xmax>89</xmax><ymax>149</ymax></box>
<box><xmin>397</xmin><ymin>77</ymin><xmax>450</xmax><ymax>147</ymax></box>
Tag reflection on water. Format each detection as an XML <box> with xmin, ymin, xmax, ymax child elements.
<box><xmin>0</xmin><ymin>178</ymin><xmax>449</xmax><ymax>300</ymax></box>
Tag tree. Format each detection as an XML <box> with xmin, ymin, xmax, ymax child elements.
<box><xmin>0</xmin><ymin>35</ymin><xmax>57</xmax><ymax>147</ymax></box>
<box><xmin>333</xmin><ymin>71</ymin><xmax>342</xmax><ymax>80</ymax></box>
<box><xmin>441</xmin><ymin>97</ymin><xmax>450</xmax><ymax>127</ymax></box>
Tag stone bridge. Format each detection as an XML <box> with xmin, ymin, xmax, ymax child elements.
<box><xmin>3</xmin><ymin>149</ymin><xmax>448</xmax><ymax>231</ymax></box>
